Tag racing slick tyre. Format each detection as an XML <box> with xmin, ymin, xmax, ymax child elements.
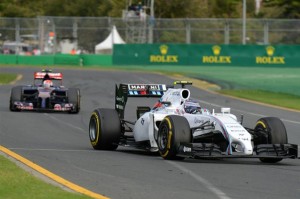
<box><xmin>67</xmin><ymin>88</ymin><xmax>80</xmax><ymax>114</ymax></box>
<box><xmin>89</xmin><ymin>108</ymin><xmax>121</xmax><ymax>150</ymax></box>
<box><xmin>157</xmin><ymin>115</ymin><xmax>191</xmax><ymax>160</ymax></box>
<box><xmin>9</xmin><ymin>86</ymin><xmax>22</xmax><ymax>111</ymax></box>
<box><xmin>254</xmin><ymin>117</ymin><xmax>287</xmax><ymax>163</ymax></box>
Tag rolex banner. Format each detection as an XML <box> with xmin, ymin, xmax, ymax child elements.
<box><xmin>113</xmin><ymin>44</ymin><xmax>300</xmax><ymax>67</ymax></box>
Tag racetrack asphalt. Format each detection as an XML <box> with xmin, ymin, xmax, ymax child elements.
<box><xmin>0</xmin><ymin>66</ymin><xmax>300</xmax><ymax>199</ymax></box>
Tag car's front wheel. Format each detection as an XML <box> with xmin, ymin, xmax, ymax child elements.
<box><xmin>157</xmin><ymin>115</ymin><xmax>191</xmax><ymax>160</ymax></box>
<box><xmin>254</xmin><ymin>117</ymin><xmax>287</xmax><ymax>163</ymax></box>
<box><xmin>10</xmin><ymin>86</ymin><xmax>22</xmax><ymax>111</ymax></box>
<box><xmin>68</xmin><ymin>88</ymin><xmax>80</xmax><ymax>114</ymax></box>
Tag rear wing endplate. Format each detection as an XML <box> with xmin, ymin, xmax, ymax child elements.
<box><xmin>115</xmin><ymin>83</ymin><xmax>167</xmax><ymax>119</ymax></box>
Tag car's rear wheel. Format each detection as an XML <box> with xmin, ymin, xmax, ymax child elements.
<box><xmin>254</xmin><ymin>117</ymin><xmax>287</xmax><ymax>163</ymax></box>
<box><xmin>89</xmin><ymin>108</ymin><xmax>121</xmax><ymax>150</ymax></box>
<box><xmin>157</xmin><ymin>115</ymin><xmax>191</xmax><ymax>160</ymax></box>
<box><xmin>68</xmin><ymin>88</ymin><xmax>80</xmax><ymax>114</ymax></box>
<box><xmin>9</xmin><ymin>86</ymin><xmax>22</xmax><ymax>111</ymax></box>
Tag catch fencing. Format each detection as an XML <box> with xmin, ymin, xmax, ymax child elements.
<box><xmin>0</xmin><ymin>16</ymin><xmax>299</xmax><ymax>55</ymax></box>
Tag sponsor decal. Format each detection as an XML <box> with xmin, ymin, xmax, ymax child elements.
<box><xmin>175</xmin><ymin>108</ymin><xmax>185</xmax><ymax>115</ymax></box>
<box><xmin>256</xmin><ymin>46</ymin><xmax>285</xmax><ymax>64</ymax></box>
<box><xmin>64</xmin><ymin>104</ymin><xmax>72</xmax><ymax>108</ymax></box>
<box><xmin>149</xmin><ymin>45</ymin><xmax>179</xmax><ymax>63</ymax></box>
<box><xmin>16</xmin><ymin>102</ymin><xmax>33</xmax><ymax>110</ymax></box>
<box><xmin>54</xmin><ymin>104</ymin><xmax>62</xmax><ymax>110</ymax></box>
<box><xmin>226</xmin><ymin>125</ymin><xmax>242</xmax><ymax>128</ymax></box>
<box><xmin>141</xmin><ymin>118</ymin><xmax>145</xmax><ymax>125</ymax></box>
<box><xmin>128</xmin><ymin>84</ymin><xmax>160</xmax><ymax>91</ymax></box>
<box><xmin>18</xmin><ymin>106</ymin><xmax>33</xmax><ymax>110</ymax></box>
<box><xmin>116</xmin><ymin>104</ymin><xmax>124</xmax><ymax>110</ymax></box>
<box><xmin>116</xmin><ymin>96</ymin><xmax>125</xmax><ymax>103</ymax></box>
<box><xmin>202</xmin><ymin>45</ymin><xmax>231</xmax><ymax>64</ymax></box>
<box><xmin>194</xmin><ymin>118</ymin><xmax>205</xmax><ymax>124</ymax></box>
<box><xmin>53</xmin><ymin>104</ymin><xmax>72</xmax><ymax>111</ymax></box>
<box><xmin>230</xmin><ymin>130</ymin><xmax>246</xmax><ymax>133</ymax></box>
<box><xmin>183</xmin><ymin>146</ymin><xmax>192</xmax><ymax>152</ymax></box>
<box><xmin>34</xmin><ymin>72</ymin><xmax>63</xmax><ymax>79</ymax></box>
<box><xmin>38</xmin><ymin>91</ymin><xmax>51</xmax><ymax>98</ymax></box>
<box><xmin>171</xmin><ymin>91</ymin><xmax>180</xmax><ymax>96</ymax></box>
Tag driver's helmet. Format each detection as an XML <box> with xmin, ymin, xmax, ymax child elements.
<box><xmin>43</xmin><ymin>80</ymin><xmax>53</xmax><ymax>88</ymax></box>
<box><xmin>184</xmin><ymin>99</ymin><xmax>201</xmax><ymax>114</ymax></box>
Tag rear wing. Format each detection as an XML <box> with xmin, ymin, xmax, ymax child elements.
<box><xmin>115</xmin><ymin>83</ymin><xmax>167</xmax><ymax>119</ymax></box>
<box><xmin>174</xmin><ymin>80</ymin><xmax>192</xmax><ymax>88</ymax></box>
<box><xmin>34</xmin><ymin>72</ymin><xmax>63</xmax><ymax>80</ymax></box>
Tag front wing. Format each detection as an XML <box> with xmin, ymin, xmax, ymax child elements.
<box><xmin>13</xmin><ymin>101</ymin><xmax>75</xmax><ymax>112</ymax></box>
<box><xmin>177</xmin><ymin>143</ymin><xmax>298</xmax><ymax>159</ymax></box>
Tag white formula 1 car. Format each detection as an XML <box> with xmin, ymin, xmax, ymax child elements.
<box><xmin>89</xmin><ymin>81</ymin><xmax>298</xmax><ymax>163</ymax></box>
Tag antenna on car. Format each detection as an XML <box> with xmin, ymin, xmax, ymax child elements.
<box><xmin>173</xmin><ymin>81</ymin><xmax>193</xmax><ymax>88</ymax></box>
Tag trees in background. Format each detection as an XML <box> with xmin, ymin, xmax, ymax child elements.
<box><xmin>0</xmin><ymin>0</ymin><xmax>298</xmax><ymax>18</ymax></box>
<box><xmin>262</xmin><ymin>0</ymin><xmax>300</xmax><ymax>18</ymax></box>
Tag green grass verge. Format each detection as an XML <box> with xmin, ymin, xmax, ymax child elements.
<box><xmin>219</xmin><ymin>89</ymin><xmax>300</xmax><ymax>111</ymax></box>
<box><xmin>112</xmin><ymin>65</ymin><xmax>300</xmax><ymax>96</ymax></box>
<box><xmin>0</xmin><ymin>73</ymin><xmax>17</xmax><ymax>84</ymax></box>
<box><xmin>0</xmin><ymin>155</ymin><xmax>92</xmax><ymax>199</ymax></box>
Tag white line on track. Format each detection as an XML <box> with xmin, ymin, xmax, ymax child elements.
<box><xmin>166</xmin><ymin>161</ymin><xmax>232</xmax><ymax>199</ymax></box>
<box><xmin>44</xmin><ymin>113</ymin><xmax>85</xmax><ymax>132</ymax></box>
<box><xmin>280</xmin><ymin>119</ymin><xmax>300</xmax><ymax>125</ymax></box>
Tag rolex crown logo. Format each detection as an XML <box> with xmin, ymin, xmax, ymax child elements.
<box><xmin>212</xmin><ymin>45</ymin><xmax>221</xmax><ymax>56</ymax></box>
<box><xmin>160</xmin><ymin>45</ymin><xmax>168</xmax><ymax>55</ymax></box>
<box><xmin>266</xmin><ymin>46</ymin><xmax>275</xmax><ymax>56</ymax></box>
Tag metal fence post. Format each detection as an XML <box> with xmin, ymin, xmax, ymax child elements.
<box><xmin>242</xmin><ymin>0</ymin><xmax>247</xmax><ymax>45</ymax></box>
<box><xmin>264</xmin><ymin>20</ymin><xmax>269</xmax><ymax>45</ymax></box>
<box><xmin>148</xmin><ymin>17</ymin><xmax>154</xmax><ymax>44</ymax></box>
<box><xmin>52</xmin><ymin>20</ymin><xmax>56</xmax><ymax>54</ymax></box>
<box><xmin>224</xmin><ymin>19</ymin><xmax>230</xmax><ymax>44</ymax></box>
<box><xmin>185</xmin><ymin>19</ymin><xmax>191</xmax><ymax>44</ymax></box>
<box><xmin>15</xmin><ymin>18</ymin><xmax>20</xmax><ymax>54</ymax></box>
<box><xmin>38</xmin><ymin>17</ymin><xmax>45</xmax><ymax>54</ymax></box>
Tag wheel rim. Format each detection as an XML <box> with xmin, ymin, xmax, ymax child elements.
<box><xmin>255</xmin><ymin>121</ymin><xmax>270</xmax><ymax>144</ymax></box>
<box><xmin>158</xmin><ymin>123</ymin><xmax>169</xmax><ymax>151</ymax></box>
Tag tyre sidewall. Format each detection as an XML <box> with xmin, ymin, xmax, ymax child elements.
<box><xmin>255</xmin><ymin>117</ymin><xmax>287</xmax><ymax>163</ymax></box>
<box><xmin>89</xmin><ymin>108</ymin><xmax>121</xmax><ymax>150</ymax></box>
<box><xmin>68</xmin><ymin>88</ymin><xmax>80</xmax><ymax>113</ymax></box>
<box><xmin>10</xmin><ymin>86</ymin><xmax>22</xmax><ymax>111</ymax></box>
<box><xmin>90</xmin><ymin>111</ymin><xmax>101</xmax><ymax>147</ymax></box>
<box><xmin>255</xmin><ymin>117</ymin><xmax>287</xmax><ymax>144</ymax></box>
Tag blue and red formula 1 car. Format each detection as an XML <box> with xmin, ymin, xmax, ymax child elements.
<box><xmin>9</xmin><ymin>69</ymin><xmax>80</xmax><ymax>113</ymax></box>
